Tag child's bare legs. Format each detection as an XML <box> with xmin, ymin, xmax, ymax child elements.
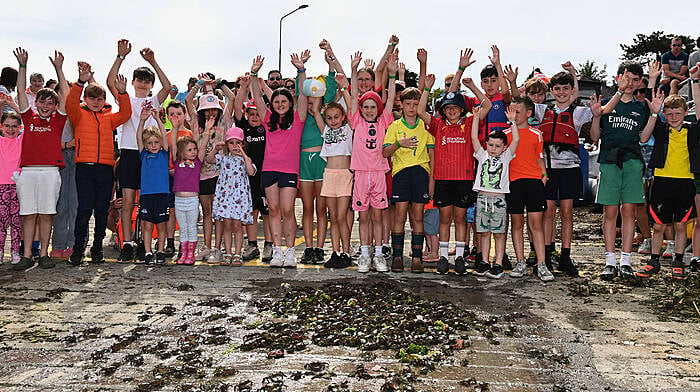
<box><xmin>371</xmin><ymin>207</ymin><xmax>383</xmax><ymax>250</ymax></box>
<box><xmin>223</xmin><ymin>219</ymin><xmax>233</xmax><ymax>255</ymax></box>
<box><xmin>383</xmin><ymin>206</ymin><xmax>393</xmax><ymax>246</ymax></box>
<box><xmin>480</xmin><ymin>231</ymin><xmax>491</xmax><ymax>264</ymax></box>
<box><xmin>233</xmin><ymin>219</ymin><xmax>243</xmax><ymax>255</ymax></box>
<box><xmin>544</xmin><ymin>202</ymin><xmax>556</xmax><ymax>247</ymax></box>
<box><xmin>245</xmin><ymin>211</ymin><xmax>259</xmax><ymax>247</ymax></box>
<box><xmin>358</xmin><ymin>210</ymin><xmax>370</xmax><ymax>246</ymax></box>
<box><xmin>327</xmin><ymin>196</ymin><xmax>351</xmax><ymax>253</ymax></box>
<box><xmin>265</xmin><ymin>184</ymin><xmax>283</xmax><ymax>246</ymax></box>
<box><xmin>493</xmin><ymin>232</ymin><xmax>506</xmax><ymax>265</ymax></box>
<box><xmin>512</xmin><ymin>212</ymin><xmax>545</xmax><ymax>264</ymax></box>
<box><xmin>300</xmin><ymin>181</ymin><xmax>317</xmax><ymax>249</ymax></box>
<box><xmin>603</xmin><ymin>205</ymin><xmax>619</xmax><ymax>253</ymax></box>
<box><xmin>673</xmin><ymin>221</ymin><xmax>687</xmax><ymax>257</ymax></box>
<box><xmin>199</xmin><ymin>194</ymin><xmax>213</xmax><ymax>248</ymax></box>
<box><xmin>454</xmin><ymin>207</ymin><xmax>467</xmax><ymax>255</ymax></box>
<box><xmin>121</xmin><ymin>188</ymin><xmax>137</xmax><ymax>243</ymax></box>
<box><xmin>280</xmin><ymin>187</ymin><xmax>298</xmax><ymax>248</ymax></box>
<box><xmin>38</xmin><ymin>215</ymin><xmax>52</xmax><ymax>257</ymax></box>
<box><xmin>214</xmin><ymin>220</ymin><xmax>223</xmax><ymax>252</ymax></box>
<box><xmin>142</xmin><ymin>221</ymin><xmax>154</xmax><ymax>253</ymax></box>
<box><xmin>620</xmin><ymin>203</ymin><xmax>636</xmax><ymax>253</ymax></box>
<box><xmin>438</xmin><ymin>207</ymin><xmax>453</xmax><ymax>248</ymax></box>
<box><xmin>327</xmin><ymin>197</ymin><xmax>341</xmax><ymax>253</ymax></box>
<box><xmin>155</xmin><ymin>222</ymin><xmax>166</xmax><ymax>252</ymax></box>
<box><xmin>408</xmin><ymin>203</ymin><xmax>424</xmax><ymax>264</ymax></box>
<box><xmin>21</xmin><ymin>214</ymin><xmax>37</xmax><ymax>258</ymax></box>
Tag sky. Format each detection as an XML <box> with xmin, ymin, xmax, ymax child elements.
<box><xmin>1</xmin><ymin>0</ymin><xmax>697</xmax><ymax>98</ymax></box>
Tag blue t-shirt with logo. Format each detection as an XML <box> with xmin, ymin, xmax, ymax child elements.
<box><xmin>140</xmin><ymin>148</ymin><xmax>170</xmax><ymax>195</ymax></box>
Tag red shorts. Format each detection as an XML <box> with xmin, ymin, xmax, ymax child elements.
<box><xmin>352</xmin><ymin>170</ymin><xmax>388</xmax><ymax>211</ymax></box>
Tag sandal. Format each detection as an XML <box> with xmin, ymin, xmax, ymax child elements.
<box><xmin>223</xmin><ymin>253</ymin><xmax>233</xmax><ymax>265</ymax></box>
<box><xmin>231</xmin><ymin>254</ymin><xmax>243</xmax><ymax>267</ymax></box>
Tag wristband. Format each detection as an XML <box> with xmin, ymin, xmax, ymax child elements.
<box><xmin>297</xmin><ymin>68</ymin><xmax>306</xmax><ymax>73</ymax></box>
<box><xmin>197</xmin><ymin>80</ymin><xmax>204</xmax><ymax>87</ymax></box>
<box><xmin>76</xmin><ymin>80</ymin><xmax>86</xmax><ymax>86</ymax></box>
<box><xmin>423</xmin><ymin>87</ymin><xmax>431</xmax><ymax>92</ymax></box>
<box><xmin>692</xmin><ymin>78</ymin><xmax>700</xmax><ymax>83</ymax></box>
<box><xmin>389</xmin><ymin>42</ymin><xmax>397</xmax><ymax>47</ymax></box>
<box><xmin>388</xmin><ymin>75</ymin><xmax>396</xmax><ymax>79</ymax></box>
<box><xmin>542</xmin><ymin>173</ymin><xmax>548</xmax><ymax>178</ymax></box>
<box><xmin>458</xmin><ymin>66</ymin><xmax>466</xmax><ymax>71</ymax></box>
<box><xmin>340</xmin><ymin>87</ymin><xmax>347</xmax><ymax>92</ymax></box>
<box><xmin>616</xmin><ymin>90</ymin><xmax>623</xmax><ymax>97</ymax></box>
<box><xmin>117</xmin><ymin>54</ymin><xmax>125</xmax><ymax>60</ymax></box>
<box><xmin>250</xmin><ymin>71</ymin><xmax>258</xmax><ymax>77</ymax></box>
<box><xmin>650</xmin><ymin>113</ymin><xmax>658</xmax><ymax>118</ymax></box>
<box><xmin>19</xmin><ymin>64</ymin><xmax>27</xmax><ymax>68</ymax></box>
<box><xmin>395</xmin><ymin>140</ymin><xmax>401</xmax><ymax>148</ymax></box>
<box><xmin>328</xmin><ymin>55</ymin><xmax>336</xmax><ymax>61</ymax></box>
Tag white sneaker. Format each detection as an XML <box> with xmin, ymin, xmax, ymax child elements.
<box><xmin>283</xmin><ymin>247</ymin><xmax>297</xmax><ymax>268</ymax></box>
<box><xmin>638</xmin><ymin>238</ymin><xmax>652</xmax><ymax>254</ymax></box>
<box><xmin>509</xmin><ymin>259</ymin><xmax>528</xmax><ymax>278</ymax></box>
<box><xmin>374</xmin><ymin>255</ymin><xmax>389</xmax><ymax>272</ymax></box>
<box><xmin>357</xmin><ymin>254</ymin><xmax>371</xmax><ymax>273</ymax></box>
<box><xmin>270</xmin><ymin>247</ymin><xmax>284</xmax><ymax>268</ymax></box>
<box><xmin>11</xmin><ymin>252</ymin><xmax>21</xmax><ymax>263</ymax></box>
<box><xmin>537</xmin><ymin>263</ymin><xmax>555</xmax><ymax>282</ymax></box>
<box><xmin>207</xmin><ymin>249</ymin><xmax>222</xmax><ymax>264</ymax></box>
<box><xmin>195</xmin><ymin>245</ymin><xmax>211</xmax><ymax>261</ymax></box>
<box><xmin>662</xmin><ymin>240</ymin><xmax>675</xmax><ymax>259</ymax></box>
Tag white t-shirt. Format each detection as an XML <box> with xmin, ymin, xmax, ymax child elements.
<box><xmin>473</xmin><ymin>148</ymin><xmax>514</xmax><ymax>194</ymax></box>
<box><xmin>320</xmin><ymin>124</ymin><xmax>353</xmax><ymax>159</ymax></box>
<box><xmin>117</xmin><ymin>95</ymin><xmax>161</xmax><ymax>150</ymax></box>
<box><xmin>534</xmin><ymin>103</ymin><xmax>592</xmax><ymax>169</ymax></box>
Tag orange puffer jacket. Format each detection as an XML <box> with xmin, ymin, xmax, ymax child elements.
<box><xmin>66</xmin><ymin>83</ymin><xmax>131</xmax><ymax>166</ymax></box>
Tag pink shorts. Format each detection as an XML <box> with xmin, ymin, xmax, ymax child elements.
<box><xmin>321</xmin><ymin>169</ymin><xmax>353</xmax><ymax>198</ymax></box>
<box><xmin>352</xmin><ymin>170</ymin><xmax>388</xmax><ymax>211</ymax></box>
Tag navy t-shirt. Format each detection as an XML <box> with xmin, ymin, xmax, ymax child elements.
<box><xmin>140</xmin><ymin>148</ymin><xmax>170</xmax><ymax>195</ymax></box>
<box><xmin>661</xmin><ymin>51</ymin><xmax>690</xmax><ymax>79</ymax></box>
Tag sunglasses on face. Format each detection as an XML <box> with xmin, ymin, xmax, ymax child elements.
<box><xmin>634</xmin><ymin>88</ymin><xmax>649</xmax><ymax>95</ymax></box>
<box><xmin>285</xmin><ymin>85</ymin><xmax>295</xmax><ymax>90</ymax></box>
<box><xmin>672</xmin><ymin>44</ymin><xmax>682</xmax><ymax>47</ymax></box>
<box><xmin>269</xmin><ymin>77</ymin><xmax>282</xmax><ymax>81</ymax></box>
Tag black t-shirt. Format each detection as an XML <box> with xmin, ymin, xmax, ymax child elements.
<box><xmin>235</xmin><ymin>117</ymin><xmax>266</xmax><ymax>177</ymax></box>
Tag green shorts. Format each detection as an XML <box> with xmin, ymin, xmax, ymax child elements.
<box><xmin>299</xmin><ymin>151</ymin><xmax>326</xmax><ymax>182</ymax></box>
<box><xmin>596</xmin><ymin>160</ymin><xmax>645</xmax><ymax>205</ymax></box>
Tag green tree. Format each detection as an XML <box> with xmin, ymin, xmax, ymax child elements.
<box><xmin>620</xmin><ymin>31</ymin><xmax>695</xmax><ymax>64</ymax></box>
<box><xmin>578</xmin><ymin>60</ymin><xmax>608</xmax><ymax>82</ymax></box>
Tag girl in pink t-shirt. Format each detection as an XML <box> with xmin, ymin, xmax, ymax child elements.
<box><xmin>250</xmin><ymin>53</ymin><xmax>309</xmax><ymax>268</ymax></box>
<box><xmin>0</xmin><ymin>106</ymin><xmax>23</xmax><ymax>264</ymax></box>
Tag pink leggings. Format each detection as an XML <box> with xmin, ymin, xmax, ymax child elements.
<box><xmin>0</xmin><ymin>184</ymin><xmax>21</xmax><ymax>255</ymax></box>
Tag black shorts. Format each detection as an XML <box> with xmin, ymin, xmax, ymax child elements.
<box><xmin>261</xmin><ymin>171</ymin><xmax>298</xmax><ymax>189</ymax></box>
<box><xmin>168</xmin><ymin>175</ymin><xmax>175</xmax><ymax>208</ymax></box>
<box><xmin>391</xmin><ymin>166</ymin><xmax>430</xmax><ymax>204</ymax></box>
<box><xmin>118</xmin><ymin>149</ymin><xmax>141</xmax><ymax>189</ymax></box>
<box><xmin>199</xmin><ymin>176</ymin><xmax>218</xmax><ymax>196</ymax></box>
<box><xmin>649</xmin><ymin>177</ymin><xmax>696</xmax><ymax>224</ymax></box>
<box><xmin>250</xmin><ymin>175</ymin><xmax>269</xmax><ymax>215</ymax></box>
<box><xmin>506</xmin><ymin>178</ymin><xmax>547</xmax><ymax>214</ymax></box>
<box><xmin>139</xmin><ymin>193</ymin><xmax>170</xmax><ymax>224</ymax></box>
<box><xmin>434</xmin><ymin>180</ymin><xmax>474</xmax><ymax>208</ymax></box>
<box><xmin>544</xmin><ymin>167</ymin><xmax>582</xmax><ymax>201</ymax></box>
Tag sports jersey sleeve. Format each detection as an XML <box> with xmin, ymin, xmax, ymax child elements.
<box><xmin>384</xmin><ymin>121</ymin><xmax>398</xmax><ymax>147</ymax></box>
<box><xmin>426</xmin><ymin>130</ymin><xmax>435</xmax><ymax>149</ymax></box>
<box><xmin>428</xmin><ymin>115</ymin><xmax>442</xmax><ymax>137</ymax></box>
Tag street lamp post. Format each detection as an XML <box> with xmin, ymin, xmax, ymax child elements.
<box><xmin>278</xmin><ymin>4</ymin><xmax>308</xmax><ymax>72</ymax></box>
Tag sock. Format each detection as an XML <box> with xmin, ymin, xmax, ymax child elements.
<box><xmin>674</xmin><ymin>253</ymin><xmax>684</xmax><ymax>263</ymax></box>
<box><xmin>32</xmin><ymin>240</ymin><xmax>40</xmax><ymax>249</ymax></box>
<box><xmin>605</xmin><ymin>252</ymin><xmax>617</xmax><ymax>267</ymax></box>
<box><xmin>145</xmin><ymin>252</ymin><xmax>153</xmax><ymax>256</ymax></box>
<box><xmin>619</xmin><ymin>252</ymin><xmax>631</xmax><ymax>267</ymax></box>
<box><xmin>411</xmin><ymin>233</ymin><xmax>424</xmax><ymax>259</ymax></box>
<box><xmin>476</xmin><ymin>252</ymin><xmax>483</xmax><ymax>263</ymax></box>
<box><xmin>561</xmin><ymin>247</ymin><xmax>571</xmax><ymax>259</ymax></box>
<box><xmin>361</xmin><ymin>245</ymin><xmax>369</xmax><ymax>257</ymax></box>
<box><xmin>545</xmin><ymin>244</ymin><xmax>554</xmax><ymax>261</ymax></box>
<box><xmin>391</xmin><ymin>233</ymin><xmax>405</xmax><ymax>258</ymax></box>
<box><xmin>456</xmin><ymin>242</ymin><xmax>466</xmax><ymax>258</ymax></box>
<box><xmin>439</xmin><ymin>242</ymin><xmax>449</xmax><ymax>258</ymax></box>
<box><xmin>248</xmin><ymin>240</ymin><xmax>257</xmax><ymax>246</ymax></box>
<box><xmin>375</xmin><ymin>245</ymin><xmax>383</xmax><ymax>257</ymax></box>
<box><xmin>530</xmin><ymin>242</ymin><xmax>536</xmax><ymax>253</ymax></box>
<box><xmin>167</xmin><ymin>238</ymin><xmax>174</xmax><ymax>247</ymax></box>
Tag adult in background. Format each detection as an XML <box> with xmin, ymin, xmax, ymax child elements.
<box><xmin>659</xmin><ymin>37</ymin><xmax>689</xmax><ymax>96</ymax></box>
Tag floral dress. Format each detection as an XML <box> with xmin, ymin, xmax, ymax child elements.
<box><xmin>212</xmin><ymin>154</ymin><xmax>253</xmax><ymax>224</ymax></box>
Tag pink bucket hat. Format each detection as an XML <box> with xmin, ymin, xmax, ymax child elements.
<box><xmin>225</xmin><ymin>127</ymin><xmax>244</xmax><ymax>142</ymax></box>
<box><xmin>197</xmin><ymin>94</ymin><xmax>221</xmax><ymax>112</ymax></box>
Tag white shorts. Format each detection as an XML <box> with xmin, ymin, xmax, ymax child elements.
<box><xmin>16</xmin><ymin>166</ymin><xmax>61</xmax><ymax>215</ymax></box>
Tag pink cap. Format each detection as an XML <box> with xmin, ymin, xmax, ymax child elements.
<box><xmin>226</xmin><ymin>127</ymin><xmax>244</xmax><ymax>142</ymax></box>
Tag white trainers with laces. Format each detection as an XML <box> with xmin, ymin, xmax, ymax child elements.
<box><xmin>537</xmin><ymin>262</ymin><xmax>555</xmax><ymax>282</ymax></box>
<box><xmin>374</xmin><ymin>255</ymin><xmax>389</xmax><ymax>272</ymax></box>
<box><xmin>357</xmin><ymin>254</ymin><xmax>371</xmax><ymax>273</ymax></box>
<box><xmin>283</xmin><ymin>247</ymin><xmax>297</xmax><ymax>268</ymax></box>
<box><xmin>638</xmin><ymin>238</ymin><xmax>652</xmax><ymax>255</ymax></box>
<box><xmin>270</xmin><ymin>247</ymin><xmax>284</xmax><ymax>267</ymax></box>
<box><xmin>509</xmin><ymin>259</ymin><xmax>528</xmax><ymax>278</ymax></box>
<box><xmin>662</xmin><ymin>240</ymin><xmax>675</xmax><ymax>259</ymax></box>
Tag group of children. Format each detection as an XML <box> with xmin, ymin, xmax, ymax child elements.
<box><xmin>1</xmin><ymin>36</ymin><xmax>699</xmax><ymax>281</ymax></box>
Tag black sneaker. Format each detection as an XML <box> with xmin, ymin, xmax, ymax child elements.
<box><xmin>69</xmin><ymin>245</ymin><xmax>85</xmax><ymax>266</ymax></box>
<box><xmin>436</xmin><ymin>256</ymin><xmax>449</xmax><ymax>275</ymax></box>
<box><xmin>600</xmin><ymin>265</ymin><xmax>618</xmax><ymax>281</ymax></box>
<box><xmin>38</xmin><ymin>255</ymin><xmax>55</xmax><ymax>269</ymax></box>
<box><xmin>144</xmin><ymin>253</ymin><xmax>155</xmax><ymax>265</ymax></box>
<box><xmin>135</xmin><ymin>242</ymin><xmax>146</xmax><ymax>261</ymax></box>
<box><xmin>690</xmin><ymin>258</ymin><xmax>700</xmax><ymax>273</ymax></box>
<box><xmin>12</xmin><ymin>256</ymin><xmax>34</xmax><ymax>271</ymax></box>
<box><xmin>300</xmin><ymin>248</ymin><xmax>315</xmax><ymax>264</ymax></box>
<box><xmin>454</xmin><ymin>256</ymin><xmax>467</xmax><ymax>275</ymax></box>
<box><xmin>164</xmin><ymin>240</ymin><xmax>176</xmax><ymax>258</ymax></box>
<box><xmin>119</xmin><ymin>242</ymin><xmax>134</xmax><ymax>261</ymax></box>
<box><xmin>313</xmin><ymin>248</ymin><xmax>325</xmax><ymax>264</ymax></box>
<box><xmin>468</xmin><ymin>246</ymin><xmax>477</xmax><ymax>261</ymax></box>
<box><xmin>473</xmin><ymin>260</ymin><xmax>490</xmax><ymax>276</ymax></box>
<box><xmin>619</xmin><ymin>265</ymin><xmax>635</xmax><ymax>280</ymax></box>
<box><xmin>485</xmin><ymin>263</ymin><xmax>504</xmax><ymax>279</ymax></box>
<box><xmin>671</xmin><ymin>260</ymin><xmax>687</xmax><ymax>280</ymax></box>
<box><xmin>501</xmin><ymin>253</ymin><xmax>512</xmax><ymax>270</ymax></box>
<box><xmin>635</xmin><ymin>259</ymin><xmax>661</xmax><ymax>278</ymax></box>
<box><xmin>156</xmin><ymin>252</ymin><xmax>166</xmax><ymax>265</ymax></box>
<box><xmin>89</xmin><ymin>246</ymin><xmax>105</xmax><ymax>264</ymax></box>
<box><xmin>382</xmin><ymin>245</ymin><xmax>391</xmax><ymax>260</ymax></box>
<box><xmin>324</xmin><ymin>252</ymin><xmax>343</xmax><ymax>268</ymax></box>
<box><xmin>557</xmin><ymin>257</ymin><xmax>579</xmax><ymax>277</ymax></box>
<box><xmin>339</xmin><ymin>253</ymin><xmax>352</xmax><ymax>268</ymax></box>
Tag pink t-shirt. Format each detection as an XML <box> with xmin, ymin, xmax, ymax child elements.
<box><xmin>0</xmin><ymin>134</ymin><xmax>23</xmax><ymax>184</ymax></box>
<box><xmin>349</xmin><ymin>110</ymin><xmax>392</xmax><ymax>172</ymax></box>
<box><xmin>261</xmin><ymin>109</ymin><xmax>304</xmax><ymax>174</ymax></box>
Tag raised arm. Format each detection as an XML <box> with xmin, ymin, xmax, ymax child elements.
<box><xmin>49</xmin><ymin>50</ymin><xmax>68</xmax><ymax>112</ymax></box>
<box><xmin>291</xmin><ymin>50</ymin><xmax>309</xmax><ymax>122</ymax></box>
<box><xmin>450</xmin><ymin>48</ymin><xmax>476</xmax><ymax>93</ymax></box>
<box><xmin>233</xmin><ymin>75</ymin><xmax>250</xmax><ymax>122</ymax></box>
<box><xmin>136</xmin><ymin>104</ymin><xmax>152</xmax><ymax>151</ymax></box>
<box><xmin>335</xmin><ymin>73</ymin><xmax>351</xmax><ymax>112</ymax></box>
<box><xmin>471</xmin><ymin>107</ymin><xmax>482</xmax><ymax>153</ymax></box>
<box><xmin>140</xmin><ymin>47</ymin><xmax>171</xmax><ymax>104</ymax></box>
<box><xmin>382</xmin><ymin>52</ymin><xmax>398</xmax><ymax>118</ymax></box>
<box><xmin>504</xmin><ymin>64</ymin><xmax>520</xmax><ymax>98</ymax></box>
<box><xmin>588</xmin><ymin>94</ymin><xmax>602</xmax><ymax>143</ymax></box>
<box><xmin>417</xmin><ymin>48</ymin><xmax>427</xmax><ymax>91</ymax></box>
<box><xmin>640</xmin><ymin>89</ymin><xmax>664</xmax><ymax>143</ymax></box>
<box><xmin>562</xmin><ymin>61</ymin><xmax>579</xmax><ymax>105</ymax></box>
<box><xmin>249</xmin><ymin>56</ymin><xmax>268</xmax><ymax>120</ymax></box>
<box><xmin>153</xmin><ymin>108</ymin><xmax>168</xmax><ymax>151</ymax></box>
<box><xmin>12</xmin><ymin>47</ymin><xmax>29</xmax><ymax>111</ymax></box>
<box><xmin>350</xmin><ymin>51</ymin><xmax>362</xmax><ymax>116</ymax></box>
<box><xmin>320</xmin><ymin>39</ymin><xmax>345</xmax><ymax>75</ymax></box>
<box><xmin>170</xmin><ymin>120</ymin><xmax>179</xmax><ymax>161</ymax></box>
<box><xmin>185</xmin><ymin>77</ymin><xmax>202</xmax><ymax>127</ymax></box>
<box><xmin>691</xmin><ymin>63</ymin><xmax>700</xmax><ymax>121</ymax></box>
<box><xmin>463</xmin><ymin>78</ymin><xmax>492</xmax><ymax>119</ymax></box>
<box><xmin>0</xmin><ymin>93</ymin><xmax>20</xmax><ymax>113</ymax></box>
<box><xmin>489</xmin><ymin>45</ymin><xmax>511</xmax><ymax>102</ymax></box>
<box><xmin>418</xmin><ymin>74</ymin><xmax>435</xmax><ymax>125</ymax></box>
<box><xmin>107</xmin><ymin>39</ymin><xmax>131</xmax><ymax>100</ymax></box>
<box><xmin>647</xmin><ymin>61</ymin><xmax>661</xmax><ymax>90</ymax></box>
<box><xmin>310</xmin><ymin>95</ymin><xmax>325</xmax><ymax>132</ymax></box>
<box><xmin>505</xmin><ymin>105</ymin><xmax>519</xmax><ymax>152</ymax></box>
<box><xmin>374</xmin><ymin>35</ymin><xmax>399</xmax><ymax>91</ymax></box>
<box><xmin>602</xmin><ymin>71</ymin><xmax>631</xmax><ymax>115</ymax></box>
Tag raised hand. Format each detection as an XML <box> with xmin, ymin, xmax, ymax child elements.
<box><xmin>291</xmin><ymin>52</ymin><xmax>306</xmax><ymax>70</ymax></box>
<box><xmin>462</xmin><ymin>77</ymin><xmax>475</xmax><ymax>89</ymax></box>
<box><xmin>13</xmin><ymin>47</ymin><xmax>28</xmax><ymax>66</ymax></box>
<box><xmin>49</xmin><ymin>50</ymin><xmax>64</xmax><ymax>69</ymax></box>
<box><xmin>78</xmin><ymin>61</ymin><xmax>93</xmax><ymax>83</ymax></box>
<box><xmin>488</xmin><ymin>45</ymin><xmax>501</xmax><ymax>65</ymax></box>
<box><xmin>617</xmin><ymin>70</ymin><xmax>631</xmax><ymax>92</ymax></box>
<box><xmin>505</xmin><ymin>104</ymin><xmax>517</xmax><ymax>122</ymax></box>
<box><xmin>389</xmin><ymin>34</ymin><xmax>399</xmax><ymax>46</ymax></box>
<box><xmin>350</xmin><ymin>51</ymin><xmax>363</xmax><ymax>70</ymax></box>
<box><xmin>139</xmin><ymin>102</ymin><xmax>153</xmax><ymax>120</ymax></box>
<box><xmin>425</xmin><ymin>74</ymin><xmax>436</xmax><ymax>89</ymax></box>
<box><xmin>588</xmin><ymin>94</ymin><xmax>602</xmax><ymax>117</ymax></box>
<box><xmin>363</xmin><ymin>58</ymin><xmax>375</xmax><ymax>70</ymax></box>
<box><xmin>140</xmin><ymin>48</ymin><xmax>156</xmax><ymax>63</ymax></box>
<box><xmin>648</xmin><ymin>60</ymin><xmax>662</xmax><ymax>80</ymax></box>
<box><xmin>386</xmin><ymin>51</ymin><xmax>398</xmax><ymax>74</ymax></box>
<box><xmin>117</xmin><ymin>39</ymin><xmax>132</xmax><ymax>57</ymax></box>
<box><xmin>646</xmin><ymin>88</ymin><xmax>665</xmax><ymax>114</ymax></box>
<box><xmin>335</xmin><ymin>73</ymin><xmax>349</xmax><ymax>89</ymax></box>
<box><xmin>398</xmin><ymin>62</ymin><xmax>406</xmax><ymax>78</ymax></box>
<box><xmin>251</xmin><ymin>55</ymin><xmax>264</xmax><ymax>73</ymax></box>
<box><xmin>459</xmin><ymin>48</ymin><xmax>476</xmax><ymax>69</ymax></box>
<box><xmin>300</xmin><ymin>49</ymin><xmax>311</xmax><ymax>64</ymax></box>
<box><xmin>205</xmin><ymin>116</ymin><xmax>216</xmax><ymax>131</ymax></box>
<box><xmin>472</xmin><ymin>106</ymin><xmax>481</xmax><ymax>117</ymax></box>
<box><xmin>239</xmin><ymin>74</ymin><xmax>251</xmax><ymax>89</ymax></box>
<box><xmin>115</xmin><ymin>74</ymin><xmax>127</xmax><ymax>93</ymax></box>
<box><xmin>504</xmin><ymin>64</ymin><xmax>518</xmax><ymax>83</ymax></box>
<box><xmin>417</xmin><ymin>48</ymin><xmax>427</xmax><ymax>64</ymax></box>
<box><xmin>561</xmin><ymin>61</ymin><xmax>576</xmax><ymax>75</ymax></box>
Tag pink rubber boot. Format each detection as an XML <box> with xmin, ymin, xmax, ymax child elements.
<box><xmin>185</xmin><ymin>242</ymin><xmax>196</xmax><ymax>265</ymax></box>
<box><xmin>177</xmin><ymin>242</ymin><xmax>189</xmax><ymax>264</ymax></box>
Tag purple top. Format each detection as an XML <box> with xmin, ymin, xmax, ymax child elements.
<box><xmin>173</xmin><ymin>157</ymin><xmax>202</xmax><ymax>193</ymax></box>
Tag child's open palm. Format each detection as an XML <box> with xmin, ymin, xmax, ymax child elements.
<box><xmin>488</xmin><ymin>45</ymin><xmax>501</xmax><ymax>65</ymax></box>
<box><xmin>251</xmin><ymin>56</ymin><xmax>264</xmax><ymax>73</ymax></box>
<box><xmin>504</xmin><ymin>65</ymin><xmax>518</xmax><ymax>83</ymax></box>
<box><xmin>646</xmin><ymin>88</ymin><xmax>665</xmax><ymax>115</ymax></box>
<box><xmin>117</xmin><ymin>39</ymin><xmax>131</xmax><ymax>57</ymax></box>
<box><xmin>49</xmin><ymin>51</ymin><xmax>64</xmax><ymax>69</ymax></box>
<box><xmin>588</xmin><ymin>94</ymin><xmax>602</xmax><ymax>117</ymax></box>
<box><xmin>350</xmin><ymin>52</ymin><xmax>363</xmax><ymax>70</ymax></box>
<box><xmin>77</xmin><ymin>62</ymin><xmax>93</xmax><ymax>83</ymax></box>
<box><xmin>115</xmin><ymin>74</ymin><xmax>127</xmax><ymax>93</ymax></box>
<box><xmin>505</xmin><ymin>105</ymin><xmax>517</xmax><ymax>123</ymax></box>
<box><xmin>13</xmin><ymin>47</ymin><xmax>28</xmax><ymax>65</ymax></box>
<box><xmin>459</xmin><ymin>48</ymin><xmax>475</xmax><ymax>69</ymax></box>
<box><xmin>140</xmin><ymin>48</ymin><xmax>156</xmax><ymax>63</ymax></box>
